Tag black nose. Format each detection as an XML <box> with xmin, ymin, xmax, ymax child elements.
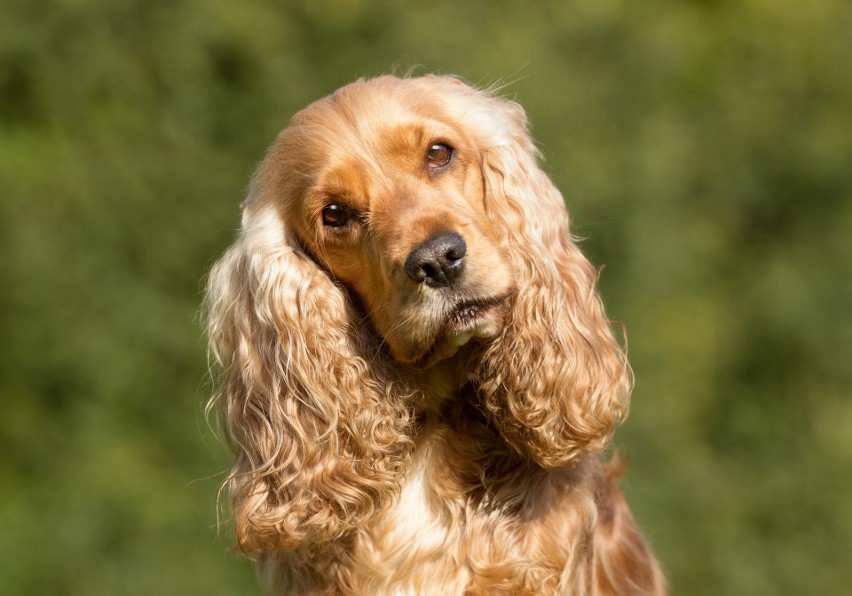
<box><xmin>404</xmin><ymin>231</ymin><xmax>467</xmax><ymax>287</ymax></box>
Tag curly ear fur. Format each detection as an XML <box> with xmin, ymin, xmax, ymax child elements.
<box><xmin>205</xmin><ymin>176</ymin><xmax>414</xmax><ymax>554</ymax></box>
<box><xmin>431</xmin><ymin>79</ymin><xmax>632</xmax><ymax>467</ymax></box>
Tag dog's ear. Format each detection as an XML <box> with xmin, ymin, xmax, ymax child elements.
<box><xmin>469</xmin><ymin>90</ymin><xmax>632</xmax><ymax>467</ymax></box>
<box><xmin>205</xmin><ymin>170</ymin><xmax>413</xmax><ymax>554</ymax></box>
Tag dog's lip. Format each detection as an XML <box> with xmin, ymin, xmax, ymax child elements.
<box><xmin>412</xmin><ymin>295</ymin><xmax>507</xmax><ymax>368</ymax></box>
<box><xmin>445</xmin><ymin>297</ymin><xmax>504</xmax><ymax>330</ymax></box>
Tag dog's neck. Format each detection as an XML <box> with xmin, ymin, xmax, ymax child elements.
<box><xmin>403</xmin><ymin>345</ymin><xmax>478</xmax><ymax>415</ymax></box>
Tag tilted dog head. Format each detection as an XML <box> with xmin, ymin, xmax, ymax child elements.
<box><xmin>206</xmin><ymin>75</ymin><xmax>631</xmax><ymax>553</ymax></box>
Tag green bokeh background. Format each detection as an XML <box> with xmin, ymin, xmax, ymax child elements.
<box><xmin>2</xmin><ymin>1</ymin><xmax>850</xmax><ymax>594</ymax></box>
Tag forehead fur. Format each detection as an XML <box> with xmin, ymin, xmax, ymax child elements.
<box><xmin>248</xmin><ymin>76</ymin><xmax>530</xmax><ymax>222</ymax></box>
<box><xmin>289</xmin><ymin>77</ymin><xmax>463</xmax><ymax>165</ymax></box>
<box><xmin>263</xmin><ymin>78</ymin><xmax>461</xmax><ymax>204</ymax></box>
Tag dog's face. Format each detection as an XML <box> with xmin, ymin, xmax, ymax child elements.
<box><xmin>268</xmin><ymin>83</ymin><xmax>514</xmax><ymax>365</ymax></box>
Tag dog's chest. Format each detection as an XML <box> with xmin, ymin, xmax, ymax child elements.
<box><xmin>342</xmin><ymin>425</ymin><xmax>594</xmax><ymax>594</ymax></box>
<box><xmin>261</xmin><ymin>424</ymin><xmax>597</xmax><ymax>594</ymax></box>
<box><xmin>348</xmin><ymin>427</ymin><xmax>474</xmax><ymax>591</ymax></box>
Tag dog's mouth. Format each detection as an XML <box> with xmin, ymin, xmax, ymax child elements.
<box><xmin>414</xmin><ymin>296</ymin><xmax>507</xmax><ymax>368</ymax></box>
<box><xmin>446</xmin><ymin>298</ymin><xmax>502</xmax><ymax>331</ymax></box>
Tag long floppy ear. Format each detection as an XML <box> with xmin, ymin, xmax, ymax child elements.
<box><xmin>469</xmin><ymin>90</ymin><xmax>631</xmax><ymax>468</ymax></box>
<box><xmin>205</xmin><ymin>173</ymin><xmax>414</xmax><ymax>554</ymax></box>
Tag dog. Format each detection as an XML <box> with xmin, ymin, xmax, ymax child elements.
<box><xmin>205</xmin><ymin>75</ymin><xmax>664</xmax><ymax>594</ymax></box>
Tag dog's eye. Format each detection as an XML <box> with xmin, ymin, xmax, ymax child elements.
<box><xmin>426</xmin><ymin>143</ymin><xmax>453</xmax><ymax>168</ymax></box>
<box><xmin>321</xmin><ymin>204</ymin><xmax>354</xmax><ymax>227</ymax></box>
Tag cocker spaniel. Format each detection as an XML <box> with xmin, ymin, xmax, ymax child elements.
<box><xmin>206</xmin><ymin>75</ymin><xmax>664</xmax><ymax>595</ymax></box>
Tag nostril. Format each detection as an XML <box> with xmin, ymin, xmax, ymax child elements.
<box><xmin>419</xmin><ymin>263</ymin><xmax>438</xmax><ymax>280</ymax></box>
<box><xmin>445</xmin><ymin>244</ymin><xmax>466</xmax><ymax>262</ymax></box>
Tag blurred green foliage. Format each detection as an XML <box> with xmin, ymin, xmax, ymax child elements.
<box><xmin>1</xmin><ymin>0</ymin><xmax>850</xmax><ymax>594</ymax></box>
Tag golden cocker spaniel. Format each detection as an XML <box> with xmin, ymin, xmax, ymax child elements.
<box><xmin>206</xmin><ymin>75</ymin><xmax>664</xmax><ymax>594</ymax></box>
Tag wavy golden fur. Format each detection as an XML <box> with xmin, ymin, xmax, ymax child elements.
<box><xmin>206</xmin><ymin>75</ymin><xmax>664</xmax><ymax>594</ymax></box>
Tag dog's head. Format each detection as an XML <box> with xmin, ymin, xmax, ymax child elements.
<box><xmin>255</xmin><ymin>76</ymin><xmax>515</xmax><ymax>366</ymax></box>
<box><xmin>206</xmin><ymin>75</ymin><xmax>631</xmax><ymax>553</ymax></box>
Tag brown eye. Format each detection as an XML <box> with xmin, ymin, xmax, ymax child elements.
<box><xmin>426</xmin><ymin>143</ymin><xmax>453</xmax><ymax>168</ymax></box>
<box><xmin>321</xmin><ymin>203</ymin><xmax>353</xmax><ymax>227</ymax></box>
